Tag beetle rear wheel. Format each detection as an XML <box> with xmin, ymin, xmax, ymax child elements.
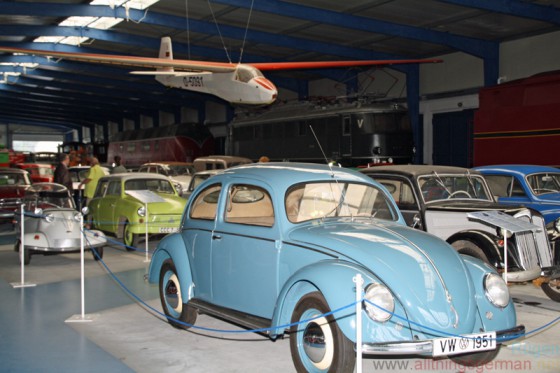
<box><xmin>541</xmin><ymin>279</ymin><xmax>560</xmax><ymax>302</ymax></box>
<box><xmin>159</xmin><ymin>260</ymin><xmax>197</xmax><ymax>329</ymax></box>
<box><xmin>289</xmin><ymin>291</ymin><xmax>355</xmax><ymax>373</ymax></box>
<box><xmin>123</xmin><ymin>221</ymin><xmax>139</xmax><ymax>251</ymax></box>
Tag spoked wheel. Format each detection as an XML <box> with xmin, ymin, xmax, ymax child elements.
<box><xmin>450</xmin><ymin>347</ymin><xmax>501</xmax><ymax>367</ymax></box>
<box><xmin>14</xmin><ymin>240</ymin><xmax>31</xmax><ymax>265</ymax></box>
<box><xmin>123</xmin><ymin>221</ymin><xmax>139</xmax><ymax>251</ymax></box>
<box><xmin>289</xmin><ymin>292</ymin><xmax>355</xmax><ymax>373</ymax></box>
<box><xmin>541</xmin><ymin>279</ymin><xmax>560</xmax><ymax>302</ymax></box>
<box><xmin>159</xmin><ymin>260</ymin><xmax>197</xmax><ymax>329</ymax></box>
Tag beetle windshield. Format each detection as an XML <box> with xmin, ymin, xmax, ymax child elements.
<box><xmin>527</xmin><ymin>173</ymin><xmax>560</xmax><ymax>195</ymax></box>
<box><xmin>418</xmin><ymin>173</ymin><xmax>492</xmax><ymax>203</ymax></box>
<box><xmin>285</xmin><ymin>182</ymin><xmax>397</xmax><ymax>223</ymax></box>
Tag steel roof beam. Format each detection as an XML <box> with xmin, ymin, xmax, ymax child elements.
<box><xmin>437</xmin><ymin>0</ymin><xmax>560</xmax><ymax>25</ymax></box>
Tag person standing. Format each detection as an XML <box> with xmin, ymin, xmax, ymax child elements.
<box><xmin>111</xmin><ymin>155</ymin><xmax>127</xmax><ymax>174</ymax></box>
<box><xmin>79</xmin><ymin>157</ymin><xmax>104</xmax><ymax>206</ymax></box>
<box><xmin>54</xmin><ymin>153</ymin><xmax>73</xmax><ymax>191</ymax></box>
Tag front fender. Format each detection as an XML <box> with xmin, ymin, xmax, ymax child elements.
<box><xmin>460</xmin><ymin>255</ymin><xmax>518</xmax><ymax>331</ymax></box>
<box><xmin>148</xmin><ymin>233</ymin><xmax>193</xmax><ymax>302</ymax></box>
<box><xmin>447</xmin><ymin>229</ymin><xmax>502</xmax><ymax>264</ymax></box>
<box><xmin>271</xmin><ymin>260</ymin><xmax>411</xmax><ymax>343</ymax></box>
<box><xmin>23</xmin><ymin>232</ymin><xmax>48</xmax><ymax>249</ymax></box>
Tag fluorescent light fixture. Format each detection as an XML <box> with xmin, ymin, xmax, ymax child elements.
<box><xmin>60</xmin><ymin>16</ymin><xmax>98</xmax><ymax>27</ymax></box>
<box><xmin>31</xmin><ymin>0</ymin><xmax>160</xmax><ymax>45</ymax></box>
<box><xmin>89</xmin><ymin>17</ymin><xmax>123</xmax><ymax>30</ymax></box>
<box><xmin>91</xmin><ymin>0</ymin><xmax>160</xmax><ymax>10</ymax></box>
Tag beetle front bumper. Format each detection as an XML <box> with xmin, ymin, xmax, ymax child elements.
<box><xmin>360</xmin><ymin>325</ymin><xmax>525</xmax><ymax>356</ymax></box>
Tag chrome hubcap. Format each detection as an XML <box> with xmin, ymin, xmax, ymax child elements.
<box><xmin>302</xmin><ymin>322</ymin><xmax>326</xmax><ymax>363</ymax></box>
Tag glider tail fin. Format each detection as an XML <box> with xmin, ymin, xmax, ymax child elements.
<box><xmin>158</xmin><ymin>37</ymin><xmax>174</xmax><ymax>72</ymax></box>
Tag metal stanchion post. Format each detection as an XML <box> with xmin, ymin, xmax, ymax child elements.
<box><xmin>353</xmin><ymin>274</ymin><xmax>363</xmax><ymax>373</ymax></box>
<box><xmin>503</xmin><ymin>231</ymin><xmax>508</xmax><ymax>282</ymax></box>
<box><xmin>144</xmin><ymin>202</ymin><xmax>149</xmax><ymax>262</ymax></box>
<box><xmin>66</xmin><ymin>213</ymin><xmax>98</xmax><ymax>323</ymax></box>
<box><xmin>11</xmin><ymin>203</ymin><xmax>36</xmax><ymax>288</ymax></box>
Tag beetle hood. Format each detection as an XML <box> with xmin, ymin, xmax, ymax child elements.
<box><xmin>288</xmin><ymin>219</ymin><xmax>479</xmax><ymax>336</ymax></box>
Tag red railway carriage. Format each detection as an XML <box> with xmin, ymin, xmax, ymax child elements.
<box><xmin>474</xmin><ymin>71</ymin><xmax>560</xmax><ymax>167</ymax></box>
<box><xmin>107</xmin><ymin>123</ymin><xmax>215</xmax><ymax>168</ymax></box>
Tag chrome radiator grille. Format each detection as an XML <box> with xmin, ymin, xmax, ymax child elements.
<box><xmin>513</xmin><ymin>214</ymin><xmax>553</xmax><ymax>270</ymax></box>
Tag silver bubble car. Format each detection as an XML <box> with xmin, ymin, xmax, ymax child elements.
<box><xmin>14</xmin><ymin>183</ymin><xmax>106</xmax><ymax>265</ymax></box>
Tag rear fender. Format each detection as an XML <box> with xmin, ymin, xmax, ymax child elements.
<box><xmin>148</xmin><ymin>233</ymin><xmax>193</xmax><ymax>301</ymax></box>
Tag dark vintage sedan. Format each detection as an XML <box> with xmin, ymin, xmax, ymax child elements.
<box><xmin>361</xmin><ymin>164</ymin><xmax>560</xmax><ymax>302</ymax></box>
<box><xmin>149</xmin><ymin>163</ymin><xmax>522</xmax><ymax>372</ymax></box>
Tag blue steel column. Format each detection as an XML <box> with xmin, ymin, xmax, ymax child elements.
<box><xmin>406</xmin><ymin>66</ymin><xmax>421</xmax><ymax>164</ymax></box>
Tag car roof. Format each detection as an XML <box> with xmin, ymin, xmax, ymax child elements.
<box><xmin>98</xmin><ymin>172</ymin><xmax>170</xmax><ymax>182</ymax></box>
<box><xmin>208</xmin><ymin>162</ymin><xmax>373</xmax><ymax>191</ymax></box>
<box><xmin>16</xmin><ymin>163</ymin><xmax>52</xmax><ymax>168</ymax></box>
<box><xmin>474</xmin><ymin>164</ymin><xmax>560</xmax><ymax>175</ymax></box>
<box><xmin>0</xmin><ymin>167</ymin><xmax>28</xmax><ymax>174</ymax></box>
<box><xmin>361</xmin><ymin>164</ymin><xmax>483</xmax><ymax>178</ymax></box>
<box><xmin>141</xmin><ymin>162</ymin><xmax>193</xmax><ymax>166</ymax></box>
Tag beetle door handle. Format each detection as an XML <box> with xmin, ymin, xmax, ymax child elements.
<box><xmin>212</xmin><ymin>234</ymin><xmax>222</xmax><ymax>240</ymax></box>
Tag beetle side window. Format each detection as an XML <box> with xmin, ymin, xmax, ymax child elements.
<box><xmin>225</xmin><ymin>184</ymin><xmax>274</xmax><ymax>227</ymax></box>
<box><xmin>190</xmin><ymin>184</ymin><xmax>221</xmax><ymax>220</ymax></box>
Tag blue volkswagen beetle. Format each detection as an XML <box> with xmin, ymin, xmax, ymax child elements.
<box><xmin>148</xmin><ymin>163</ymin><xmax>523</xmax><ymax>372</ymax></box>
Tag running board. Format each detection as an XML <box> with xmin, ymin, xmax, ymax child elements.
<box><xmin>189</xmin><ymin>299</ymin><xmax>273</xmax><ymax>335</ymax></box>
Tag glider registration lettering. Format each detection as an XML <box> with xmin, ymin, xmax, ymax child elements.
<box><xmin>0</xmin><ymin>37</ymin><xmax>442</xmax><ymax>105</ymax></box>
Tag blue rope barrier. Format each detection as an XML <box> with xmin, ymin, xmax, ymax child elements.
<box><xmin>83</xmin><ymin>231</ymin><xmax>560</xmax><ymax>342</ymax></box>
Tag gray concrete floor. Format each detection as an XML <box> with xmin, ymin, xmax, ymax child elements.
<box><xmin>0</xmin><ymin>229</ymin><xmax>559</xmax><ymax>373</ymax></box>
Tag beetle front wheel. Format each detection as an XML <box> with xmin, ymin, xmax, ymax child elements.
<box><xmin>289</xmin><ymin>292</ymin><xmax>355</xmax><ymax>372</ymax></box>
<box><xmin>159</xmin><ymin>260</ymin><xmax>197</xmax><ymax>329</ymax></box>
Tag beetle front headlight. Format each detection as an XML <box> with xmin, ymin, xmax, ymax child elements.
<box><xmin>364</xmin><ymin>283</ymin><xmax>394</xmax><ymax>322</ymax></box>
<box><xmin>484</xmin><ymin>273</ymin><xmax>510</xmax><ymax>308</ymax></box>
<box><xmin>44</xmin><ymin>213</ymin><xmax>55</xmax><ymax>223</ymax></box>
<box><xmin>137</xmin><ymin>206</ymin><xmax>146</xmax><ymax>217</ymax></box>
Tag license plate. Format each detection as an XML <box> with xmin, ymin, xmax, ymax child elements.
<box><xmin>159</xmin><ymin>227</ymin><xmax>179</xmax><ymax>233</ymax></box>
<box><xmin>433</xmin><ymin>331</ymin><xmax>496</xmax><ymax>357</ymax></box>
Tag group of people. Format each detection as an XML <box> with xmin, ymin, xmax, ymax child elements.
<box><xmin>53</xmin><ymin>154</ymin><xmax>127</xmax><ymax>207</ymax></box>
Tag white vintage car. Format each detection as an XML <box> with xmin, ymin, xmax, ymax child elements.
<box><xmin>15</xmin><ymin>183</ymin><xmax>106</xmax><ymax>265</ymax></box>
